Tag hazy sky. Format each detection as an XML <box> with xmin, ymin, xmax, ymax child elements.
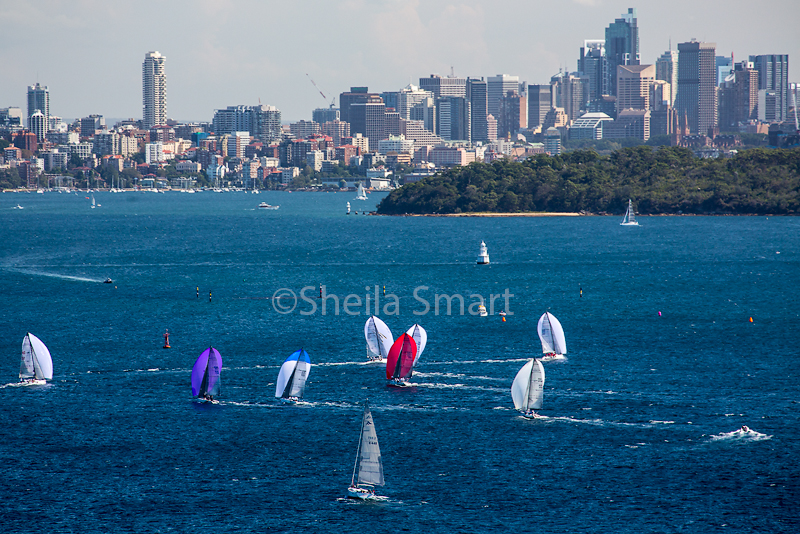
<box><xmin>1</xmin><ymin>0</ymin><xmax>798</xmax><ymax>123</ymax></box>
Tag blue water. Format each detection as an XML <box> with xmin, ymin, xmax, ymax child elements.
<box><xmin>1</xmin><ymin>191</ymin><xmax>798</xmax><ymax>533</ymax></box>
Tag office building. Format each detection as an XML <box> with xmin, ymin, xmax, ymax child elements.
<box><xmin>27</xmin><ymin>83</ymin><xmax>49</xmax><ymax>130</ymax></box>
<box><xmin>467</xmin><ymin>78</ymin><xmax>488</xmax><ymax>143</ymax></box>
<box><xmin>527</xmin><ymin>85</ymin><xmax>552</xmax><ymax>129</ymax></box>
<box><xmin>487</xmin><ymin>74</ymin><xmax>520</xmax><ymax>118</ymax></box>
<box><xmin>605</xmin><ymin>8</ymin><xmax>639</xmax><ymax>97</ymax></box>
<box><xmin>312</xmin><ymin>108</ymin><xmax>340</xmax><ymax>124</ymax></box>
<box><xmin>497</xmin><ymin>91</ymin><xmax>526</xmax><ymax>138</ymax></box>
<box><xmin>616</xmin><ymin>64</ymin><xmax>655</xmax><ymax>113</ymax></box>
<box><xmin>676</xmin><ymin>40</ymin><xmax>717</xmax><ymax>135</ymax></box>
<box><xmin>579</xmin><ymin>40</ymin><xmax>609</xmax><ymax>104</ymax></box>
<box><xmin>81</xmin><ymin>115</ymin><xmax>105</xmax><ymax>138</ymax></box>
<box><xmin>437</xmin><ymin>96</ymin><xmax>471</xmax><ymax>141</ymax></box>
<box><xmin>750</xmin><ymin>54</ymin><xmax>789</xmax><ymax>121</ymax></box>
<box><xmin>419</xmin><ymin>74</ymin><xmax>467</xmax><ymax>100</ymax></box>
<box><xmin>142</xmin><ymin>51</ymin><xmax>167</xmax><ymax>129</ymax></box>
<box><xmin>655</xmin><ymin>50</ymin><xmax>679</xmax><ymax>106</ymax></box>
<box><xmin>718</xmin><ymin>63</ymin><xmax>758</xmax><ymax>131</ymax></box>
<box><xmin>349</xmin><ymin>100</ymin><xmax>386</xmax><ymax>151</ymax></box>
<box><xmin>716</xmin><ymin>56</ymin><xmax>733</xmax><ymax>86</ymax></box>
<box><xmin>339</xmin><ymin>87</ymin><xmax>383</xmax><ymax>125</ymax></box>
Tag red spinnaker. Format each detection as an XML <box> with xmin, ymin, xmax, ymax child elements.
<box><xmin>386</xmin><ymin>333</ymin><xmax>417</xmax><ymax>380</ymax></box>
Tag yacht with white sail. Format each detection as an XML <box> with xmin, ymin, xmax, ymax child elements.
<box><xmin>537</xmin><ymin>312</ymin><xmax>567</xmax><ymax>360</ymax></box>
<box><xmin>364</xmin><ymin>316</ymin><xmax>393</xmax><ymax>362</ymax></box>
<box><xmin>347</xmin><ymin>401</ymin><xmax>385</xmax><ymax>500</ymax></box>
<box><xmin>511</xmin><ymin>359</ymin><xmax>545</xmax><ymax>418</ymax></box>
<box><xmin>405</xmin><ymin>324</ymin><xmax>427</xmax><ymax>366</ymax></box>
<box><xmin>275</xmin><ymin>349</ymin><xmax>312</xmax><ymax>403</ymax></box>
<box><xmin>20</xmin><ymin>333</ymin><xmax>53</xmax><ymax>385</ymax></box>
<box><xmin>355</xmin><ymin>182</ymin><xmax>368</xmax><ymax>200</ymax></box>
<box><xmin>620</xmin><ymin>199</ymin><xmax>639</xmax><ymax>226</ymax></box>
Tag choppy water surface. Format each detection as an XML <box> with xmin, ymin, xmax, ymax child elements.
<box><xmin>1</xmin><ymin>191</ymin><xmax>797</xmax><ymax>533</ymax></box>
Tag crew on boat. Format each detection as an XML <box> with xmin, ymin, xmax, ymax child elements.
<box><xmin>740</xmin><ymin>425</ymin><xmax>750</xmax><ymax>432</ymax></box>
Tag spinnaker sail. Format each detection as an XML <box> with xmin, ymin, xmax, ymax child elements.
<box><xmin>511</xmin><ymin>359</ymin><xmax>545</xmax><ymax>412</ymax></box>
<box><xmin>537</xmin><ymin>312</ymin><xmax>567</xmax><ymax>355</ymax></box>
<box><xmin>386</xmin><ymin>333</ymin><xmax>416</xmax><ymax>381</ymax></box>
<box><xmin>275</xmin><ymin>349</ymin><xmax>312</xmax><ymax>399</ymax></box>
<box><xmin>364</xmin><ymin>316</ymin><xmax>393</xmax><ymax>361</ymax></box>
<box><xmin>191</xmin><ymin>347</ymin><xmax>222</xmax><ymax>398</ymax></box>
<box><xmin>20</xmin><ymin>333</ymin><xmax>53</xmax><ymax>381</ymax></box>
<box><xmin>405</xmin><ymin>324</ymin><xmax>427</xmax><ymax>366</ymax></box>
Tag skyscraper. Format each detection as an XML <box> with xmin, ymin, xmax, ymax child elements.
<box><xmin>676</xmin><ymin>40</ymin><xmax>717</xmax><ymax>135</ymax></box>
<box><xmin>616</xmin><ymin>64</ymin><xmax>655</xmax><ymax>113</ymax></box>
<box><xmin>749</xmin><ymin>54</ymin><xmax>789</xmax><ymax>121</ymax></box>
<box><xmin>605</xmin><ymin>8</ymin><xmax>639</xmax><ymax>97</ymax></box>
<box><xmin>419</xmin><ymin>74</ymin><xmax>467</xmax><ymax>100</ymax></box>
<box><xmin>579</xmin><ymin>40</ymin><xmax>609</xmax><ymax>104</ymax></box>
<box><xmin>142</xmin><ymin>51</ymin><xmax>167</xmax><ymax>129</ymax></box>
<box><xmin>27</xmin><ymin>83</ymin><xmax>49</xmax><ymax>130</ymax></box>
<box><xmin>467</xmin><ymin>78</ymin><xmax>488</xmax><ymax>143</ymax></box>
<box><xmin>655</xmin><ymin>50</ymin><xmax>679</xmax><ymax>106</ymax></box>
<box><xmin>487</xmin><ymin>75</ymin><xmax>520</xmax><ymax>118</ymax></box>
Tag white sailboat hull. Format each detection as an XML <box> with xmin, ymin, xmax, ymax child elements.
<box><xmin>19</xmin><ymin>379</ymin><xmax>47</xmax><ymax>386</ymax></box>
<box><xmin>620</xmin><ymin>221</ymin><xmax>639</xmax><ymax>226</ymax></box>
<box><xmin>347</xmin><ymin>486</ymin><xmax>377</xmax><ymax>500</ymax></box>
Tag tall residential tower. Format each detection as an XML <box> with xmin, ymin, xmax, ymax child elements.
<box><xmin>143</xmin><ymin>51</ymin><xmax>167</xmax><ymax>129</ymax></box>
<box><xmin>27</xmin><ymin>83</ymin><xmax>49</xmax><ymax>130</ymax></box>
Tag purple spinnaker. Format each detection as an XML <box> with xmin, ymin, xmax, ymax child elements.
<box><xmin>191</xmin><ymin>347</ymin><xmax>222</xmax><ymax>397</ymax></box>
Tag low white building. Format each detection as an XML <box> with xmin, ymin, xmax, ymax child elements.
<box><xmin>145</xmin><ymin>142</ymin><xmax>165</xmax><ymax>164</ymax></box>
<box><xmin>378</xmin><ymin>134</ymin><xmax>415</xmax><ymax>155</ymax></box>
<box><xmin>175</xmin><ymin>160</ymin><xmax>201</xmax><ymax>173</ymax></box>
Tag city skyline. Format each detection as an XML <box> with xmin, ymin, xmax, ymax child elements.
<box><xmin>1</xmin><ymin>0</ymin><xmax>798</xmax><ymax>123</ymax></box>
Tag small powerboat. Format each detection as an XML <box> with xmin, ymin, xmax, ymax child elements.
<box><xmin>258</xmin><ymin>202</ymin><xmax>279</xmax><ymax>210</ymax></box>
<box><xmin>103</xmin><ymin>278</ymin><xmax>113</xmax><ymax>284</ymax></box>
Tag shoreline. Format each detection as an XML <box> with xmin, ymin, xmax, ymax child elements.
<box><xmin>379</xmin><ymin>212</ymin><xmax>792</xmax><ymax>217</ymax></box>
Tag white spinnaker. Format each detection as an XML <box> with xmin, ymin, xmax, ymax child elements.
<box><xmin>275</xmin><ymin>354</ymin><xmax>312</xmax><ymax>398</ymax></box>
<box><xmin>405</xmin><ymin>324</ymin><xmax>427</xmax><ymax>365</ymax></box>
<box><xmin>357</xmin><ymin>406</ymin><xmax>384</xmax><ymax>486</ymax></box>
<box><xmin>364</xmin><ymin>316</ymin><xmax>393</xmax><ymax>359</ymax></box>
<box><xmin>511</xmin><ymin>359</ymin><xmax>544</xmax><ymax>411</ymax></box>
<box><xmin>21</xmin><ymin>333</ymin><xmax>52</xmax><ymax>380</ymax></box>
<box><xmin>537</xmin><ymin>312</ymin><xmax>567</xmax><ymax>355</ymax></box>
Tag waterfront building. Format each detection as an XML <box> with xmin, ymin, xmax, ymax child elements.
<box><xmin>142</xmin><ymin>51</ymin><xmax>167</xmax><ymax>129</ymax></box>
<box><xmin>676</xmin><ymin>40</ymin><xmax>717</xmax><ymax>135</ymax></box>
<box><xmin>605</xmin><ymin>8</ymin><xmax>639</xmax><ymax>97</ymax></box>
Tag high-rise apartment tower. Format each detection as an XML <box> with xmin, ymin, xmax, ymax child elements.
<box><xmin>143</xmin><ymin>51</ymin><xmax>167</xmax><ymax>129</ymax></box>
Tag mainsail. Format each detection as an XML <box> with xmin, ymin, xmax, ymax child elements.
<box><xmin>386</xmin><ymin>333</ymin><xmax>417</xmax><ymax>380</ymax></box>
<box><xmin>275</xmin><ymin>349</ymin><xmax>312</xmax><ymax>399</ymax></box>
<box><xmin>511</xmin><ymin>359</ymin><xmax>545</xmax><ymax>412</ymax></box>
<box><xmin>405</xmin><ymin>324</ymin><xmax>427</xmax><ymax>366</ymax></box>
<box><xmin>364</xmin><ymin>316</ymin><xmax>393</xmax><ymax>360</ymax></box>
<box><xmin>352</xmin><ymin>403</ymin><xmax>384</xmax><ymax>487</ymax></box>
<box><xmin>20</xmin><ymin>333</ymin><xmax>53</xmax><ymax>380</ymax></box>
<box><xmin>621</xmin><ymin>199</ymin><xmax>638</xmax><ymax>225</ymax></box>
<box><xmin>537</xmin><ymin>312</ymin><xmax>567</xmax><ymax>355</ymax></box>
<box><xmin>191</xmin><ymin>347</ymin><xmax>222</xmax><ymax>398</ymax></box>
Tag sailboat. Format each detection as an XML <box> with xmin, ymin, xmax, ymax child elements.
<box><xmin>20</xmin><ymin>333</ymin><xmax>53</xmax><ymax>385</ymax></box>
<box><xmin>405</xmin><ymin>324</ymin><xmax>427</xmax><ymax>366</ymax></box>
<box><xmin>347</xmin><ymin>202</ymin><xmax>351</xmax><ymax>215</ymax></box>
<box><xmin>386</xmin><ymin>333</ymin><xmax>417</xmax><ymax>387</ymax></box>
<box><xmin>511</xmin><ymin>359</ymin><xmax>545</xmax><ymax>418</ymax></box>
<box><xmin>90</xmin><ymin>194</ymin><xmax>96</xmax><ymax>209</ymax></box>
<box><xmin>275</xmin><ymin>349</ymin><xmax>312</xmax><ymax>403</ymax></box>
<box><xmin>191</xmin><ymin>347</ymin><xmax>222</xmax><ymax>402</ymax></box>
<box><xmin>364</xmin><ymin>316</ymin><xmax>393</xmax><ymax>362</ymax></box>
<box><xmin>537</xmin><ymin>312</ymin><xmax>567</xmax><ymax>360</ymax></box>
<box><xmin>620</xmin><ymin>199</ymin><xmax>639</xmax><ymax>226</ymax></box>
<box><xmin>347</xmin><ymin>401</ymin><xmax>385</xmax><ymax>500</ymax></box>
<box><xmin>355</xmin><ymin>182</ymin><xmax>368</xmax><ymax>200</ymax></box>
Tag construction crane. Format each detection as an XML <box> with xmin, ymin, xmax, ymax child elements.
<box><xmin>306</xmin><ymin>73</ymin><xmax>335</xmax><ymax>108</ymax></box>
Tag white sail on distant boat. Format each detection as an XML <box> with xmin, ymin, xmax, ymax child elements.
<box><xmin>355</xmin><ymin>182</ymin><xmax>368</xmax><ymax>200</ymax></box>
<box><xmin>621</xmin><ymin>199</ymin><xmax>639</xmax><ymax>226</ymax></box>
<box><xmin>347</xmin><ymin>401</ymin><xmax>385</xmax><ymax>500</ymax></box>
<box><xmin>405</xmin><ymin>324</ymin><xmax>427</xmax><ymax>366</ymax></box>
<box><xmin>275</xmin><ymin>349</ymin><xmax>312</xmax><ymax>403</ymax></box>
<box><xmin>347</xmin><ymin>202</ymin><xmax>351</xmax><ymax>215</ymax></box>
<box><xmin>20</xmin><ymin>333</ymin><xmax>53</xmax><ymax>385</ymax></box>
<box><xmin>91</xmin><ymin>195</ymin><xmax>96</xmax><ymax>209</ymax></box>
<box><xmin>537</xmin><ymin>312</ymin><xmax>567</xmax><ymax>360</ymax></box>
<box><xmin>364</xmin><ymin>316</ymin><xmax>393</xmax><ymax>362</ymax></box>
<box><xmin>511</xmin><ymin>359</ymin><xmax>545</xmax><ymax>418</ymax></box>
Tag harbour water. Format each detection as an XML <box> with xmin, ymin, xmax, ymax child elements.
<box><xmin>1</xmin><ymin>191</ymin><xmax>797</xmax><ymax>533</ymax></box>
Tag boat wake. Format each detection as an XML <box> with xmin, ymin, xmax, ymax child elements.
<box><xmin>410</xmin><ymin>382</ymin><xmax>507</xmax><ymax>393</ymax></box>
<box><xmin>710</xmin><ymin>427</ymin><xmax>772</xmax><ymax>443</ymax></box>
<box><xmin>1</xmin><ymin>381</ymin><xmax>50</xmax><ymax>388</ymax></box>
<box><xmin>7</xmin><ymin>268</ymin><xmax>105</xmax><ymax>283</ymax></box>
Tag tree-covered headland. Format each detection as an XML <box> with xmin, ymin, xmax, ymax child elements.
<box><xmin>376</xmin><ymin>146</ymin><xmax>800</xmax><ymax>215</ymax></box>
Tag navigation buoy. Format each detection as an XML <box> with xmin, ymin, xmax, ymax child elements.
<box><xmin>500</xmin><ymin>311</ymin><xmax>507</xmax><ymax>322</ymax></box>
<box><xmin>209</xmin><ymin>291</ymin><xmax>212</xmax><ymax>303</ymax></box>
<box><xmin>196</xmin><ymin>286</ymin><xmax>199</xmax><ymax>298</ymax></box>
<box><xmin>580</xmin><ymin>286</ymin><xmax>583</xmax><ymax>298</ymax></box>
<box><xmin>163</xmin><ymin>329</ymin><xmax>171</xmax><ymax>349</ymax></box>
<box><xmin>749</xmin><ymin>317</ymin><xmax>753</xmax><ymax>323</ymax></box>
<box><xmin>658</xmin><ymin>311</ymin><xmax>662</xmax><ymax>317</ymax></box>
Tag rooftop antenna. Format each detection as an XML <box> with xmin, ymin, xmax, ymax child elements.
<box><xmin>450</xmin><ymin>66</ymin><xmax>455</xmax><ymax>78</ymax></box>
